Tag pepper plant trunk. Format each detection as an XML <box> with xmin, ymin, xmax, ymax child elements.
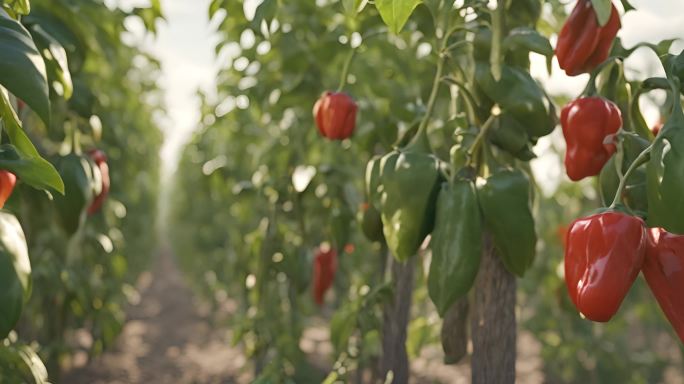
<box><xmin>471</xmin><ymin>233</ymin><xmax>517</xmax><ymax>384</ymax></box>
<box><xmin>380</xmin><ymin>256</ymin><xmax>415</xmax><ymax>384</ymax></box>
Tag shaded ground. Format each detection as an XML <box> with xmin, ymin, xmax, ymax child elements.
<box><xmin>62</xmin><ymin>250</ymin><xmax>544</xmax><ymax>383</ymax></box>
<box><xmin>62</xmin><ymin>250</ymin><xmax>251</xmax><ymax>384</ymax></box>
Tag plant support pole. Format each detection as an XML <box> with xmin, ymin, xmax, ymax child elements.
<box><xmin>471</xmin><ymin>233</ymin><xmax>516</xmax><ymax>384</ymax></box>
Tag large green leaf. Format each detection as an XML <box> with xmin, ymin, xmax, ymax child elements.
<box><xmin>0</xmin><ymin>211</ymin><xmax>31</xmax><ymax>339</ymax></box>
<box><xmin>0</xmin><ymin>11</ymin><xmax>49</xmax><ymax>123</ymax></box>
<box><xmin>503</xmin><ymin>27</ymin><xmax>553</xmax><ymax>57</ymax></box>
<box><xmin>3</xmin><ymin>0</ymin><xmax>30</xmax><ymax>16</ymax></box>
<box><xmin>28</xmin><ymin>24</ymin><xmax>72</xmax><ymax>99</ymax></box>
<box><xmin>0</xmin><ymin>91</ymin><xmax>64</xmax><ymax>193</ymax></box>
<box><xmin>376</xmin><ymin>0</ymin><xmax>422</xmax><ymax>34</ymax></box>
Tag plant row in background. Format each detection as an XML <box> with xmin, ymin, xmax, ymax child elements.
<box><xmin>172</xmin><ymin>0</ymin><xmax>683</xmax><ymax>383</ymax></box>
<box><xmin>0</xmin><ymin>0</ymin><xmax>164</xmax><ymax>382</ymax></box>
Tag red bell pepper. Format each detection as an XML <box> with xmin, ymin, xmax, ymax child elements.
<box><xmin>565</xmin><ymin>211</ymin><xmax>646</xmax><ymax>322</ymax></box>
<box><xmin>313</xmin><ymin>91</ymin><xmax>357</xmax><ymax>140</ymax></box>
<box><xmin>87</xmin><ymin>149</ymin><xmax>110</xmax><ymax>214</ymax></box>
<box><xmin>313</xmin><ymin>245</ymin><xmax>337</xmax><ymax>305</ymax></box>
<box><xmin>0</xmin><ymin>170</ymin><xmax>16</xmax><ymax>209</ymax></box>
<box><xmin>555</xmin><ymin>0</ymin><xmax>621</xmax><ymax>76</ymax></box>
<box><xmin>561</xmin><ymin>97</ymin><xmax>622</xmax><ymax>181</ymax></box>
<box><xmin>643</xmin><ymin>228</ymin><xmax>684</xmax><ymax>343</ymax></box>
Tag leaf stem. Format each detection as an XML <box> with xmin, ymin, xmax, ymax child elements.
<box><xmin>609</xmin><ymin>143</ymin><xmax>651</xmax><ymax>208</ymax></box>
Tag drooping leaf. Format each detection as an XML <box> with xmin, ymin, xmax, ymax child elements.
<box><xmin>28</xmin><ymin>24</ymin><xmax>73</xmax><ymax>99</ymax></box>
<box><xmin>503</xmin><ymin>27</ymin><xmax>553</xmax><ymax>57</ymax></box>
<box><xmin>0</xmin><ymin>11</ymin><xmax>49</xmax><ymax>123</ymax></box>
<box><xmin>0</xmin><ymin>91</ymin><xmax>64</xmax><ymax>193</ymax></box>
<box><xmin>0</xmin><ymin>211</ymin><xmax>31</xmax><ymax>339</ymax></box>
<box><xmin>375</xmin><ymin>0</ymin><xmax>422</xmax><ymax>34</ymax></box>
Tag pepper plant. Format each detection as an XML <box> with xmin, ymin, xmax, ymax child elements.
<box><xmin>169</xmin><ymin>0</ymin><xmax>683</xmax><ymax>382</ymax></box>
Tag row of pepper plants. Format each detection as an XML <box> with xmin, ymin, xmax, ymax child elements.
<box><xmin>0</xmin><ymin>0</ymin><xmax>164</xmax><ymax>382</ymax></box>
<box><xmin>171</xmin><ymin>0</ymin><xmax>684</xmax><ymax>382</ymax></box>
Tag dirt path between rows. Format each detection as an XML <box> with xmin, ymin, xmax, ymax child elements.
<box><xmin>62</xmin><ymin>250</ymin><xmax>251</xmax><ymax>384</ymax></box>
<box><xmin>61</xmin><ymin>249</ymin><xmax>544</xmax><ymax>384</ymax></box>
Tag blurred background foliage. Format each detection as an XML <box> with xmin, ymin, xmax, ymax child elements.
<box><xmin>170</xmin><ymin>0</ymin><xmax>683</xmax><ymax>383</ymax></box>
<box><xmin>0</xmin><ymin>0</ymin><xmax>163</xmax><ymax>381</ymax></box>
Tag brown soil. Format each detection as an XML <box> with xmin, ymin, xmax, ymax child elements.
<box><xmin>61</xmin><ymin>250</ymin><xmax>544</xmax><ymax>384</ymax></box>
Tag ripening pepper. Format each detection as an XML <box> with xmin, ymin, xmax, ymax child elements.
<box><xmin>647</xmin><ymin>100</ymin><xmax>684</xmax><ymax>234</ymax></box>
<box><xmin>599</xmin><ymin>133</ymin><xmax>649</xmax><ymax>212</ymax></box>
<box><xmin>561</xmin><ymin>97</ymin><xmax>622</xmax><ymax>181</ymax></box>
<box><xmin>0</xmin><ymin>170</ymin><xmax>17</xmax><ymax>209</ymax></box>
<box><xmin>643</xmin><ymin>228</ymin><xmax>684</xmax><ymax>343</ymax></box>
<box><xmin>313</xmin><ymin>91</ymin><xmax>357</xmax><ymax>140</ymax></box>
<box><xmin>87</xmin><ymin>149</ymin><xmax>110</xmax><ymax>214</ymax></box>
<box><xmin>477</xmin><ymin>169</ymin><xmax>536</xmax><ymax>276</ymax></box>
<box><xmin>555</xmin><ymin>0</ymin><xmax>621</xmax><ymax>76</ymax></box>
<box><xmin>564</xmin><ymin>211</ymin><xmax>646</xmax><ymax>322</ymax></box>
<box><xmin>0</xmin><ymin>211</ymin><xmax>31</xmax><ymax>339</ymax></box>
<box><xmin>428</xmin><ymin>179</ymin><xmax>482</xmax><ymax>316</ymax></box>
<box><xmin>378</xmin><ymin>135</ymin><xmax>442</xmax><ymax>261</ymax></box>
<box><xmin>312</xmin><ymin>246</ymin><xmax>337</xmax><ymax>306</ymax></box>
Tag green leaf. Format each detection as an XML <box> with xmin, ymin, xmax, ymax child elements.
<box><xmin>503</xmin><ymin>27</ymin><xmax>553</xmax><ymax>57</ymax></box>
<box><xmin>29</xmin><ymin>24</ymin><xmax>73</xmax><ymax>99</ymax></box>
<box><xmin>620</xmin><ymin>0</ymin><xmax>635</xmax><ymax>12</ymax></box>
<box><xmin>0</xmin><ymin>11</ymin><xmax>49</xmax><ymax>124</ymax></box>
<box><xmin>3</xmin><ymin>0</ymin><xmax>30</xmax><ymax>16</ymax></box>
<box><xmin>0</xmin><ymin>211</ymin><xmax>31</xmax><ymax>339</ymax></box>
<box><xmin>590</xmin><ymin>0</ymin><xmax>612</xmax><ymax>27</ymax></box>
<box><xmin>0</xmin><ymin>91</ymin><xmax>64</xmax><ymax>193</ymax></box>
<box><xmin>376</xmin><ymin>0</ymin><xmax>422</xmax><ymax>34</ymax></box>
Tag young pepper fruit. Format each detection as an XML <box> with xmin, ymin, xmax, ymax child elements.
<box><xmin>561</xmin><ymin>97</ymin><xmax>622</xmax><ymax>181</ymax></box>
<box><xmin>312</xmin><ymin>245</ymin><xmax>337</xmax><ymax>306</ymax></box>
<box><xmin>564</xmin><ymin>211</ymin><xmax>646</xmax><ymax>322</ymax></box>
<box><xmin>313</xmin><ymin>91</ymin><xmax>357</xmax><ymax>140</ymax></box>
<box><xmin>643</xmin><ymin>228</ymin><xmax>684</xmax><ymax>343</ymax></box>
<box><xmin>87</xmin><ymin>149</ymin><xmax>110</xmax><ymax>214</ymax></box>
<box><xmin>0</xmin><ymin>170</ymin><xmax>17</xmax><ymax>209</ymax></box>
<box><xmin>555</xmin><ymin>0</ymin><xmax>621</xmax><ymax>76</ymax></box>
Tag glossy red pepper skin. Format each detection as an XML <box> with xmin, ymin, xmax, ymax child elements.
<box><xmin>564</xmin><ymin>211</ymin><xmax>646</xmax><ymax>322</ymax></box>
<box><xmin>312</xmin><ymin>246</ymin><xmax>337</xmax><ymax>306</ymax></box>
<box><xmin>313</xmin><ymin>91</ymin><xmax>357</xmax><ymax>140</ymax></box>
<box><xmin>644</xmin><ymin>228</ymin><xmax>684</xmax><ymax>343</ymax></box>
<box><xmin>87</xmin><ymin>149</ymin><xmax>110</xmax><ymax>214</ymax></box>
<box><xmin>561</xmin><ymin>97</ymin><xmax>622</xmax><ymax>181</ymax></box>
<box><xmin>555</xmin><ymin>0</ymin><xmax>621</xmax><ymax>76</ymax></box>
<box><xmin>0</xmin><ymin>170</ymin><xmax>17</xmax><ymax>209</ymax></box>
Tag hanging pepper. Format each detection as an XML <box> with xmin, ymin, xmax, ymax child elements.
<box><xmin>378</xmin><ymin>134</ymin><xmax>442</xmax><ymax>262</ymax></box>
<box><xmin>488</xmin><ymin>113</ymin><xmax>536</xmax><ymax>160</ymax></box>
<box><xmin>313</xmin><ymin>91</ymin><xmax>357</xmax><ymax>140</ymax></box>
<box><xmin>0</xmin><ymin>170</ymin><xmax>17</xmax><ymax>209</ymax></box>
<box><xmin>428</xmin><ymin>179</ymin><xmax>482</xmax><ymax>316</ymax></box>
<box><xmin>599</xmin><ymin>133</ymin><xmax>648</xmax><ymax>212</ymax></box>
<box><xmin>87</xmin><ymin>149</ymin><xmax>110</xmax><ymax>214</ymax></box>
<box><xmin>312</xmin><ymin>246</ymin><xmax>338</xmax><ymax>306</ymax></box>
<box><xmin>475</xmin><ymin>63</ymin><xmax>556</xmax><ymax>141</ymax></box>
<box><xmin>365</xmin><ymin>155</ymin><xmax>382</xmax><ymax>208</ymax></box>
<box><xmin>564</xmin><ymin>211</ymin><xmax>646</xmax><ymax>322</ymax></box>
<box><xmin>643</xmin><ymin>228</ymin><xmax>684</xmax><ymax>343</ymax></box>
<box><xmin>360</xmin><ymin>202</ymin><xmax>384</xmax><ymax>243</ymax></box>
<box><xmin>561</xmin><ymin>97</ymin><xmax>622</xmax><ymax>181</ymax></box>
<box><xmin>555</xmin><ymin>0</ymin><xmax>621</xmax><ymax>76</ymax></box>
<box><xmin>647</xmin><ymin>94</ymin><xmax>684</xmax><ymax>234</ymax></box>
<box><xmin>477</xmin><ymin>169</ymin><xmax>536</xmax><ymax>277</ymax></box>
